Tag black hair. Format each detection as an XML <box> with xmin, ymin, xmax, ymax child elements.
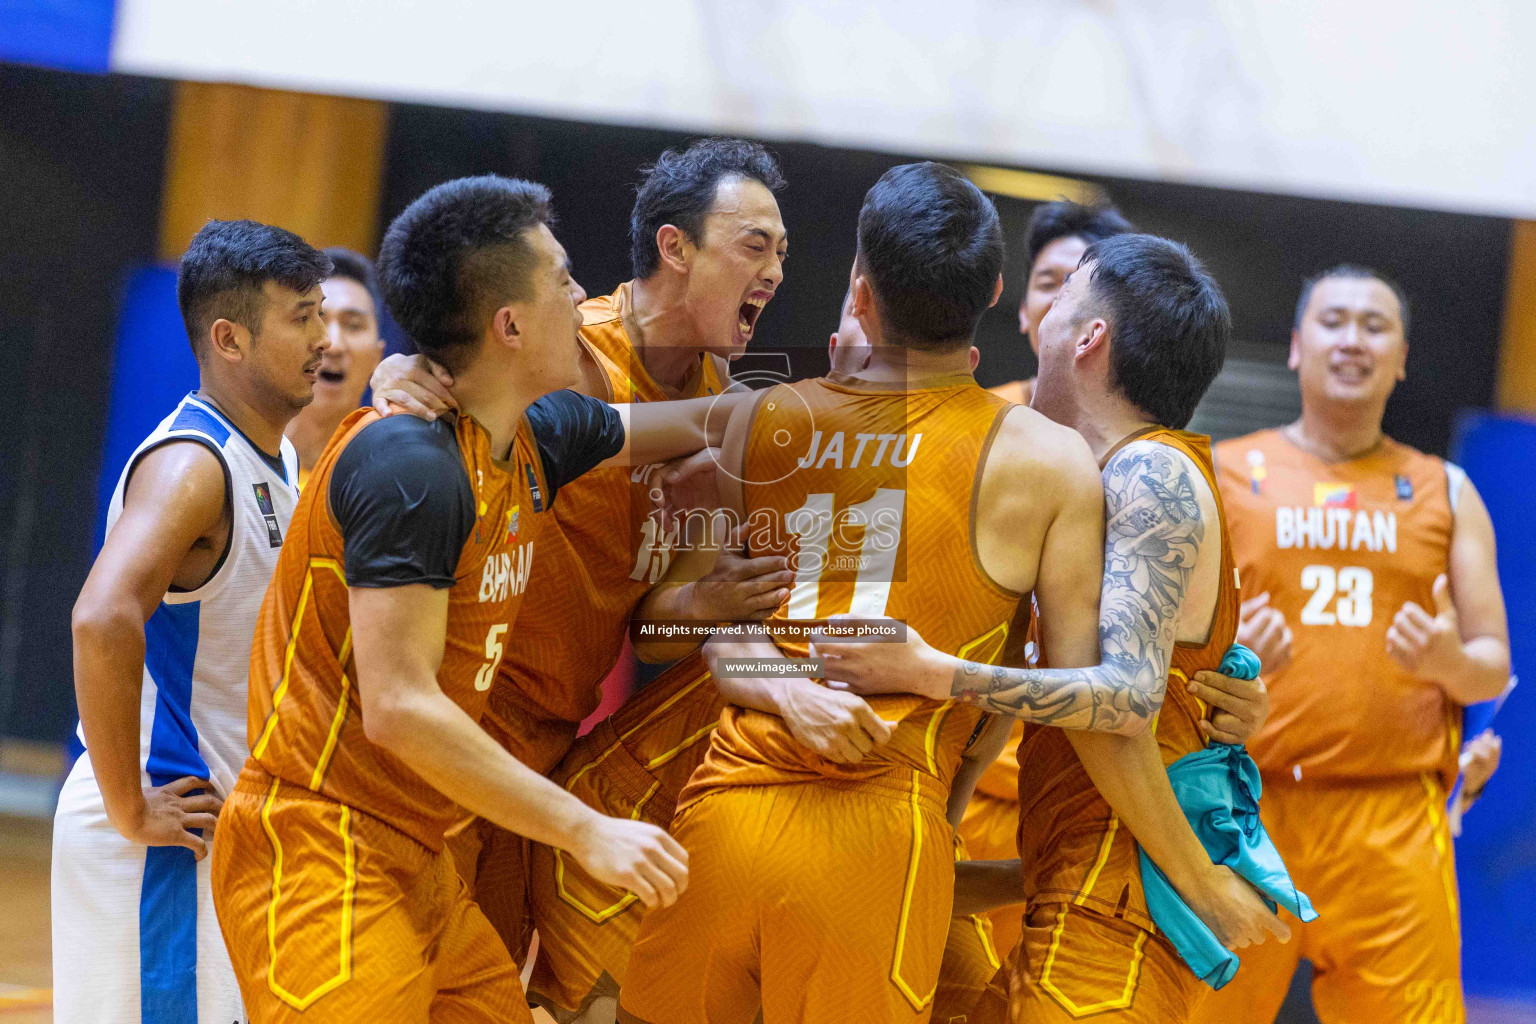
<box><xmin>630</xmin><ymin>138</ymin><xmax>785</xmax><ymax>279</ymax></box>
<box><xmin>1024</xmin><ymin>200</ymin><xmax>1134</xmax><ymax>278</ymax></box>
<box><xmin>855</xmin><ymin>162</ymin><xmax>1004</xmax><ymax>350</ymax></box>
<box><xmin>1293</xmin><ymin>264</ymin><xmax>1411</xmax><ymax>337</ymax></box>
<box><xmin>378</xmin><ymin>175</ymin><xmax>554</xmax><ymax>374</ymax></box>
<box><xmin>176</xmin><ymin>219</ymin><xmax>332</xmax><ymax>358</ymax></box>
<box><xmin>322</xmin><ymin>246</ymin><xmax>381</xmax><ymax>315</ymax></box>
<box><xmin>1080</xmin><ymin>234</ymin><xmax>1230</xmax><ymax>429</ymax></box>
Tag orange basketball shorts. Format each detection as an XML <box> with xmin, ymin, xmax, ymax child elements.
<box><xmin>1007</xmin><ymin>902</ymin><xmax>1204</xmax><ymax>1022</ymax></box>
<box><xmin>959</xmin><ymin>790</ymin><xmax>1026</xmax><ymax>962</ymax></box>
<box><xmin>211</xmin><ymin>768</ymin><xmax>530</xmax><ymax>1024</ymax></box>
<box><xmin>619</xmin><ymin>771</ymin><xmax>956</xmax><ymax>1024</ymax></box>
<box><xmin>1190</xmin><ymin>774</ymin><xmax>1463</xmax><ymax>1024</ymax></box>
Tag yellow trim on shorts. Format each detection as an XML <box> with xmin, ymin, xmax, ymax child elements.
<box><xmin>889</xmin><ymin>770</ymin><xmax>938</xmax><ymax>1011</ymax></box>
<box><xmin>1420</xmin><ymin>772</ymin><xmax>1461</xmax><ymax>934</ymax></box>
<box><xmin>971</xmin><ymin>914</ymin><xmax>1002</xmax><ymax>971</ymax></box>
<box><xmin>1075</xmin><ymin>817</ymin><xmax>1120</xmax><ymax>906</ymax></box>
<box><xmin>1038</xmin><ymin>905</ymin><xmax>1147</xmax><ymax>1016</ymax></box>
<box><xmin>553</xmin><ymin>780</ymin><xmax>662</xmax><ymax>925</ymax></box>
<box><xmin>645</xmin><ymin>722</ymin><xmax>718</xmax><ymax>770</ymax></box>
<box><xmin>253</xmin><ymin>559</ymin><xmax>347</xmax><ymax>761</ymax></box>
<box><xmin>260</xmin><ymin>777</ymin><xmax>358</xmax><ymax>1011</ymax></box>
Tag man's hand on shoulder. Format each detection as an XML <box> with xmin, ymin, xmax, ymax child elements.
<box><xmin>370</xmin><ymin>353</ymin><xmax>458</xmax><ymax>420</ymax></box>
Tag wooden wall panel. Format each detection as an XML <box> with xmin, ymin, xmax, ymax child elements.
<box><xmin>159</xmin><ymin>81</ymin><xmax>387</xmax><ymax>259</ymax></box>
<box><xmin>1499</xmin><ymin>219</ymin><xmax>1536</xmax><ymax>415</ymax></box>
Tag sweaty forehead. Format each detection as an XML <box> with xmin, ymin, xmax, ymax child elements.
<box><xmin>705</xmin><ymin>177</ymin><xmax>787</xmax><ymax>243</ymax></box>
<box><xmin>1308</xmin><ymin>276</ymin><xmax>1401</xmax><ymax>320</ymax></box>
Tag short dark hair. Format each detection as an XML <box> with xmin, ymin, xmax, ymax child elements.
<box><xmin>322</xmin><ymin>246</ymin><xmax>381</xmax><ymax>314</ymax></box>
<box><xmin>378</xmin><ymin>176</ymin><xmax>554</xmax><ymax>373</ymax></box>
<box><xmin>855</xmin><ymin>162</ymin><xmax>1004</xmax><ymax>350</ymax></box>
<box><xmin>177</xmin><ymin>220</ymin><xmax>331</xmax><ymax>357</ymax></box>
<box><xmin>1294</xmin><ymin>264</ymin><xmax>1411</xmax><ymax>337</ymax></box>
<box><xmin>1080</xmin><ymin>234</ymin><xmax>1230</xmax><ymax>430</ymax></box>
<box><xmin>1024</xmin><ymin>200</ymin><xmax>1134</xmax><ymax>278</ymax></box>
<box><xmin>630</xmin><ymin>138</ymin><xmax>785</xmax><ymax>279</ymax></box>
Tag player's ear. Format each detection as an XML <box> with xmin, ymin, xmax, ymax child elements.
<box><xmin>849</xmin><ymin>275</ymin><xmax>875</xmax><ymax>318</ymax></box>
<box><xmin>492</xmin><ymin>304</ymin><xmax>525</xmax><ymax>352</ymax></box>
<box><xmin>207</xmin><ymin>318</ymin><xmax>246</xmax><ymax>364</ymax></box>
<box><xmin>988</xmin><ymin>273</ymin><xmax>1003</xmax><ymax>309</ymax></box>
<box><xmin>1075</xmin><ymin>318</ymin><xmax>1109</xmax><ymax>362</ymax></box>
<box><xmin>968</xmin><ymin>346</ymin><xmax>981</xmax><ymax>372</ymax></box>
<box><xmin>655</xmin><ymin>224</ymin><xmax>689</xmax><ymax>274</ymax></box>
<box><xmin>1287</xmin><ymin>329</ymin><xmax>1301</xmax><ymax>372</ymax></box>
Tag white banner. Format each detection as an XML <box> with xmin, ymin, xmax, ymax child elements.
<box><xmin>112</xmin><ymin>0</ymin><xmax>1536</xmax><ymax>217</ymax></box>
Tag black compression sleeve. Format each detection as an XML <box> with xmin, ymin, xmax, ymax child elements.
<box><xmin>329</xmin><ymin>417</ymin><xmax>475</xmax><ymax>588</ymax></box>
<box><xmin>524</xmin><ymin>389</ymin><xmax>626</xmax><ymax>503</ymax></box>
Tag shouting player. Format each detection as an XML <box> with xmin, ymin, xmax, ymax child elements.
<box><xmin>284</xmin><ymin>247</ymin><xmax>386</xmax><ymax>488</ymax></box>
<box><xmin>369</xmin><ymin>140</ymin><xmax>793</xmax><ymax>1020</ymax></box>
<box><xmin>56</xmin><ymin>221</ymin><xmax>331</xmax><ymax>1024</ymax></box>
<box><xmin>209</xmin><ymin>176</ymin><xmax>725</xmax><ymax>1023</ymax></box>
<box><xmin>618</xmin><ymin>165</ymin><xmax>1277</xmax><ymax>1024</ymax></box>
<box><xmin>1193</xmin><ymin>266</ymin><xmax>1511</xmax><ymax>1024</ymax></box>
<box><xmin>821</xmin><ymin>232</ymin><xmax>1291</xmax><ymax>1022</ymax></box>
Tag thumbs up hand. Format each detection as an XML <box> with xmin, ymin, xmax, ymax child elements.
<box><xmin>1386</xmin><ymin>575</ymin><xmax>1466</xmax><ymax>684</ymax></box>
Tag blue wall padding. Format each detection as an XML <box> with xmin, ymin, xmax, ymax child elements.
<box><xmin>0</xmin><ymin>0</ymin><xmax>117</xmax><ymax>72</ymax></box>
<box><xmin>1451</xmin><ymin>412</ymin><xmax>1536</xmax><ymax>999</ymax></box>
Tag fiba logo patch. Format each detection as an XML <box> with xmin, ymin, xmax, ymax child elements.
<box><xmin>252</xmin><ymin>482</ymin><xmax>283</xmax><ymax>548</ymax></box>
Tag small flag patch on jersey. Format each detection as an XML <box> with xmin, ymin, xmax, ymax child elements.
<box><xmin>525</xmin><ymin>464</ymin><xmax>545</xmax><ymax>512</ymax></box>
<box><xmin>1395</xmin><ymin>474</ymin><xmax>1413</xmax><ymax>500</ymax></box>
<box><xmin>505</xmin><ymin>505</ymin><xmax>520</xmax><ymax>542</ymax></box>
<box><xmin>1313</xmin><ymin>482</ymin><xmax>1356</xmax><ymax>509</ymax></box>
<box><xmin>252</xmin><ymin>482</ymin><xmax>283</xmax><ymax>547</ymax></box>
<box><xmin>1246</xmin><ymin>449</ymin><xmax>1266</xmax><ymax>494</ymax></box>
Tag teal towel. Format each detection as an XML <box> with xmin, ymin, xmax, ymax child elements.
<box><xmin>1138</xmin><ymin>643</ymin><xmax>1318</xmax><ymax>990</ymax></box>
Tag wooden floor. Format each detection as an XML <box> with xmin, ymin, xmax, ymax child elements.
<box><xmin>0</xmin><ymin>815</ymin><xmax>52</xmax><ymax>1024</ymax></box>
<box><xmin>3</xmin><ymin>810</ymin><xmax>1530</xmax><ymax>1024</ymax></box>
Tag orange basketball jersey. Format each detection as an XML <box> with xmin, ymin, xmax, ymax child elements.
<box><xmin>682</xmin><ymin>371</ymin><xmax>1024</xmax><ymax>805</ymax></box>
<box><xmin>1014</xmin><ymin>428</ymin><xmax>1239</xmax><ymax>929</ymax></box>
<box><xmin>247</xmin><ymin>408</ymin><xmax>545</xmax><ymax>849</ymax></box>
<box><xmin>1215</xmin><ymin>428</ymin><xmax>1461</xmax><ymax>787</ymax></box>
<box><xmin>478</xmin><ymin>283</ymin><xmax>726</xmax><ymax>758</ymax></box>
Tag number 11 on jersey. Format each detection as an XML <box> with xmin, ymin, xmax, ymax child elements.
<box><xmin>783</xmin><ymin>489</ymin><xmax>906</xmax><ymax>620</ymax></box>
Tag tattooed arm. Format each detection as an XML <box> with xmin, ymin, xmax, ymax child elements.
<box><xmin>820</xmin><ymin>440</ymin><xmax>1207</xmax><ymax>735</ymax></box>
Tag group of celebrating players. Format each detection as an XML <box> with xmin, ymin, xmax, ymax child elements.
<box><xmin>55</xmin><ymin>137</ymin><xmax>1510</xmax><ymax>1024</ymax></box>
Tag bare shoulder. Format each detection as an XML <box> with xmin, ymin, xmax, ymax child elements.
<box><xmin>983</xmin><ymin>405</ymin><xmax>1100</xmax><ymax>508</ymax></box>
<box><xmin>122</xmin><ymin>440</ymin><xmax>228</xmax><ymax>527</ymax></box>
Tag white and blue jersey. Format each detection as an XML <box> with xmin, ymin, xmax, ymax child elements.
<box><xmin>53</xmin><ymin>393</ymin><xmax>298</xmax><ymax>1024</ymax></box>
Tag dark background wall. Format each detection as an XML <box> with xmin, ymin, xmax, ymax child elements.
<box><xmin>0</xmin><ymin>65</ymin><xmax>171</xmax><ymax>742</ymax></box>
<box><xmin>0</xmin><ymin>67</ymin><xmax>1511</xmax><ymax>745</ymax></box>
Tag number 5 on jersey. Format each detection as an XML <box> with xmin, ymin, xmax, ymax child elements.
<box><xmin>475</xmin><ymin>623</ymin><xmax>509</xmax><ymax>690</ymax></box>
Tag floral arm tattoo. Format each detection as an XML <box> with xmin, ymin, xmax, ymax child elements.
<box><xmin>951</xmin><ymin>441</ymin><xmax>1206</xmax><ymax>734</ymax></box>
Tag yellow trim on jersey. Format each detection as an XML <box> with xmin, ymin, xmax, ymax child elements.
<box><xmin>253</xmin><ymin>559</ymin><xmax>347</xmax><ymax>762</ymax></box>
<box><xmin>889</xmin><ymin>770</ymin><xmax>938</xmax><ymax>1012</ymax></box>
<box><xmin>260</xmin><ymin>778</ymin><xmax>358</xmax><ymax>1011</ymax></box>
<box><xmin>1038</xmin><ymin>904</ymin><xmax>1147</xmax><ymax>1015</ymax></box>
<box><xmin>309</xmin><ymin>626</ymin><xmax>354</xmax><ymax>791</ymax></box>
<box><xmin>1074</xmin><ymin>817</ymin><xmax>1120</xmax><ymax>906</ymax></box>
<box><xmin>921</xmin><ymin>701</ymin><xmax>952</xmax><ymax>776</ymax></box>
